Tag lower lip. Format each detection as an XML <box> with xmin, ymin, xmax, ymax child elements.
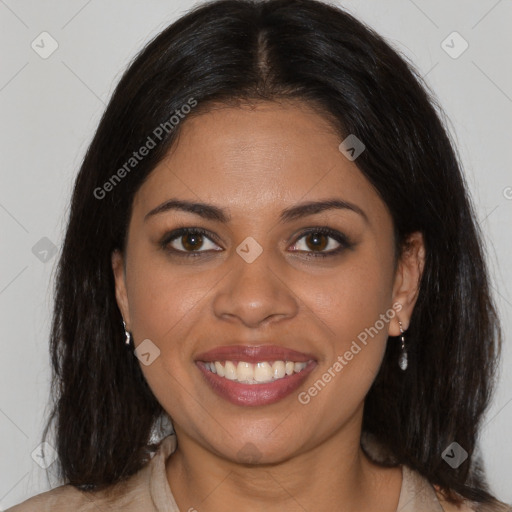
<box><xmin>196</xmin><ymin>361</ymin><xmax>316</xmax><ymax>407</ymax></box>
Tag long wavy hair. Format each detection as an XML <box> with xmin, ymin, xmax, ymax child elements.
<box><xmin>41</xmin><ymin>0</ymin><xmax>505</xmax><ymax>507</ymax></box>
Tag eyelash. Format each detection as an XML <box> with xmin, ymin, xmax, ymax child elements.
<box><xmin>159</xmin><ymin>226</ymin><xmax>353</xmax><ymax>259</ymax></box>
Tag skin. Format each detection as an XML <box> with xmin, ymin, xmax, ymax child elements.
<box><xmin>112</xmin><ymin>100</ymin><xmax>426</xmax><ymax>512</ymax></box>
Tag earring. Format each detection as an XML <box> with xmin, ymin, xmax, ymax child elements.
<box><xmin>122</xmin><ymin>320</ymin><xmax>132</xmax><ymax>347</ymax></box>
<box><xmin>398</xmin><ymin>321</ymin><xmax>408</xmax><ymax>371</ymax></box>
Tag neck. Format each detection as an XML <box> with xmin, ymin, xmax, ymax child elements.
<box><xmin>165</xmin><ymin>410</ymin><xmax>402</xmax><ymax>512</ymax></box>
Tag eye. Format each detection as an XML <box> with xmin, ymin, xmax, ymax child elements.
<box><xmin>289</xmin><ymin>227</ymin><xmax>352</xmax><ymax>258</ymax></box>
<box><xmin>160</xmin><ymin>227</ymin><xmax>222</xmax><ymax>255</ymax></box>
<box><xmin>160</xmin><ymin>226</ymin><xmax>352</xmax><ymax>258</ymax></box>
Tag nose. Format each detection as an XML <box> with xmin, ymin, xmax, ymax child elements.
<box><xmin>212</xmin><ymin>245</ymin><xmax>299</xmax><ymax>329</ymax></box>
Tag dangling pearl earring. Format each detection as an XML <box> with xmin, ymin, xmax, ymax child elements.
<box><xmin>398</xmin><ymin>321</ymin><xmax>408</xmax><ymax>371</ymax></box>
<box><xmin>122</xmin><ymin>320</ymin><xmax>132</xmax><ymax>347</ymax></box>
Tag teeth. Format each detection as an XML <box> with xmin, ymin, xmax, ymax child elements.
<box><xmin>272</xmin><ymin>361</ymin><xmax>286</xmax><ymax>379</ymax></box>
<box><xmin>237</xmin><ymin>362</ymin><xmax>253</xmax><ymax>381</ymax></box>
<box><xmin>224</xmin><ymin>361</ymin><xmax>237</xmax><ymax>380</ymax></box>
<box><xmin>254</xmin><ymin>362</ymin><xmax>273</xmax><ymax>382</ymax></box>
<box><xmin>214</xmin><ymin>361</ymin><xmax>225</xmax><ymax>377</ymax></box>
<box><xmin>204</xmin><ymin>360</ymin><xmax>309</xmax><ymax>384</ymax></box>
<box><xmin>294</xmin><ymin>362</ymin><xmax>307</xmax><ymax>373</ymax></box>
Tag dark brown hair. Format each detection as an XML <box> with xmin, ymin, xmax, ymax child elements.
<box><xmin>42</xmin><ymin>0</ymin><xmax>505</xmax><ymax>508</ymax></box>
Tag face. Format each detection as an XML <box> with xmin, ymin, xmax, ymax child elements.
<box><xmin>112</xmin><ymin>100</ymin><xmax>424</xmax><ymax>464</ymax></box>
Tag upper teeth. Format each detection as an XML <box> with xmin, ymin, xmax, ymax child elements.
<box><xmin>204</xmin><ymin>360</ymin><xmax>308</xmax><ymax>384</ymax></box>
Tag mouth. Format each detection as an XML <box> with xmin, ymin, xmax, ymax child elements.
<box><xmin>195</xmin><ymin>345</ymin><xmax>317</xmax><ymax>406</ymax></box>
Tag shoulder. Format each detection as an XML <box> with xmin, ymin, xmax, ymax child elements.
<box><xmin>6</xmin><ymin>435</ymin><xmax>178</xmax><ymax>512</ymax></box>
<box><xmin>434</xmin><ymin>487</ymin><xmax>512</xmax><ymax>512</ymax></box>
<box><xmin>399</xmin><ymin>463</ymin><xmax>510</xmax><ymax>512</ymax></box>
<box><xmin>7</xmin><ymin>477</ymin><xmax>152</xmax><ymax>512</ymax></box>
<box><xmin>435</xmin><ymin>494</ymin><xmax>475</xmax><ymax>512</ymax></box>
<box><xmin>6</xmin><ymin>457</ymin><xmax>155</xmax><ymax>512</ymax></box>
<box><xmin>6</xmin><ymin>484</ymin><xmax>101</xmax><ymax>512</ymax></box>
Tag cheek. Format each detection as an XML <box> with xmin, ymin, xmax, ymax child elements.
<box><xmin>304</xmin><ymin>248</ymin><xmax>395</xmax><ymax>397</ymax></box>
<box><xmin>313</xmin><ymin>248</ymin><xmax>394</xmax><ymax>343</ymax></box>
<box><xmin>125</xmin><ymin>254</ymin><xmax>200</xmax><ymax>415</ymax></box>
<box><xmin>124</xmin><ymin>249</ymin><xmax>218</xmax><ymax>405</ymax></box>
<box><xmin>125</xmin><ymin>246</ymin><xmax>208</xmax><ymax>343</ymax></box>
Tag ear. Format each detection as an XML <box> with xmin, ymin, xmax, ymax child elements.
<box><xmin>112</xmin><ymin>249</ymin><xmax>131</xmax><ymax>329</ymax></box>
<box><xmin>388</xmin><ymin>231</ymin><xmax>425</xmax><ymax>336</ymax></box>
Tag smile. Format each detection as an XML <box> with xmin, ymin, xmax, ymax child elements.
<box><xmin>204</xmin><ymin>360</ymin><xmax>309</xmax><ymax>384</ymax></box>
<box><xmin>194</xmin><ymin>345</ymin><xmax>317</xmax><ymax>406</ymax></box>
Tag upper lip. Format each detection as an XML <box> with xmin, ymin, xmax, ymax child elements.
<box><xmin>195</xmin><ymin>344</ymin><xmax>316</xmax><ymax>363</ymax></box>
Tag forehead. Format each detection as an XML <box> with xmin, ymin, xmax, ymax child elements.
<box><xmin>132</xmin><ymin>101</ymin><xmax>390</xmax><ymax>226</ymax></box>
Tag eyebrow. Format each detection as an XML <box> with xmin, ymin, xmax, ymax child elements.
<box><xmin>144</xmin><ymin>198</ymin><xmax>369</xmax><ymax>224</ymax></box>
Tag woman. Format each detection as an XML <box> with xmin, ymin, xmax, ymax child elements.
<box><xmin>8</xmin><ymin>0</ymin><xmax>510</xmax><ymax>510</ymax></box>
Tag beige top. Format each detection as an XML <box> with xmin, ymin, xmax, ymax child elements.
<box><xmin>6</xmin><ymin>434</ymin><xmax>501</xmax><ymax>512</ymax></box>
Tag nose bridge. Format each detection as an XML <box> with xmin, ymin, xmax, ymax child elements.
<box><xmin>211</xmin><ymin>236</ymin><xmax>298</xmax><ymax>327</ymax></box>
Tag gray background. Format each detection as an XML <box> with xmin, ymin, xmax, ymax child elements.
<box><xmin>0</xmin><ymin>0</ymin><xmax>511</xmax><ymax>508</ymax></box>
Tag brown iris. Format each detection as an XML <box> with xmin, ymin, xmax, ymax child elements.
<box><xmin>181</xmin><ymin>232</ymin><xmax>204</xmax><ymax>251</ymax></box>
<box><xmin>304</xmin><ymin>232</ymin><xmax>328</xmax><ymax>252</ymax></box>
